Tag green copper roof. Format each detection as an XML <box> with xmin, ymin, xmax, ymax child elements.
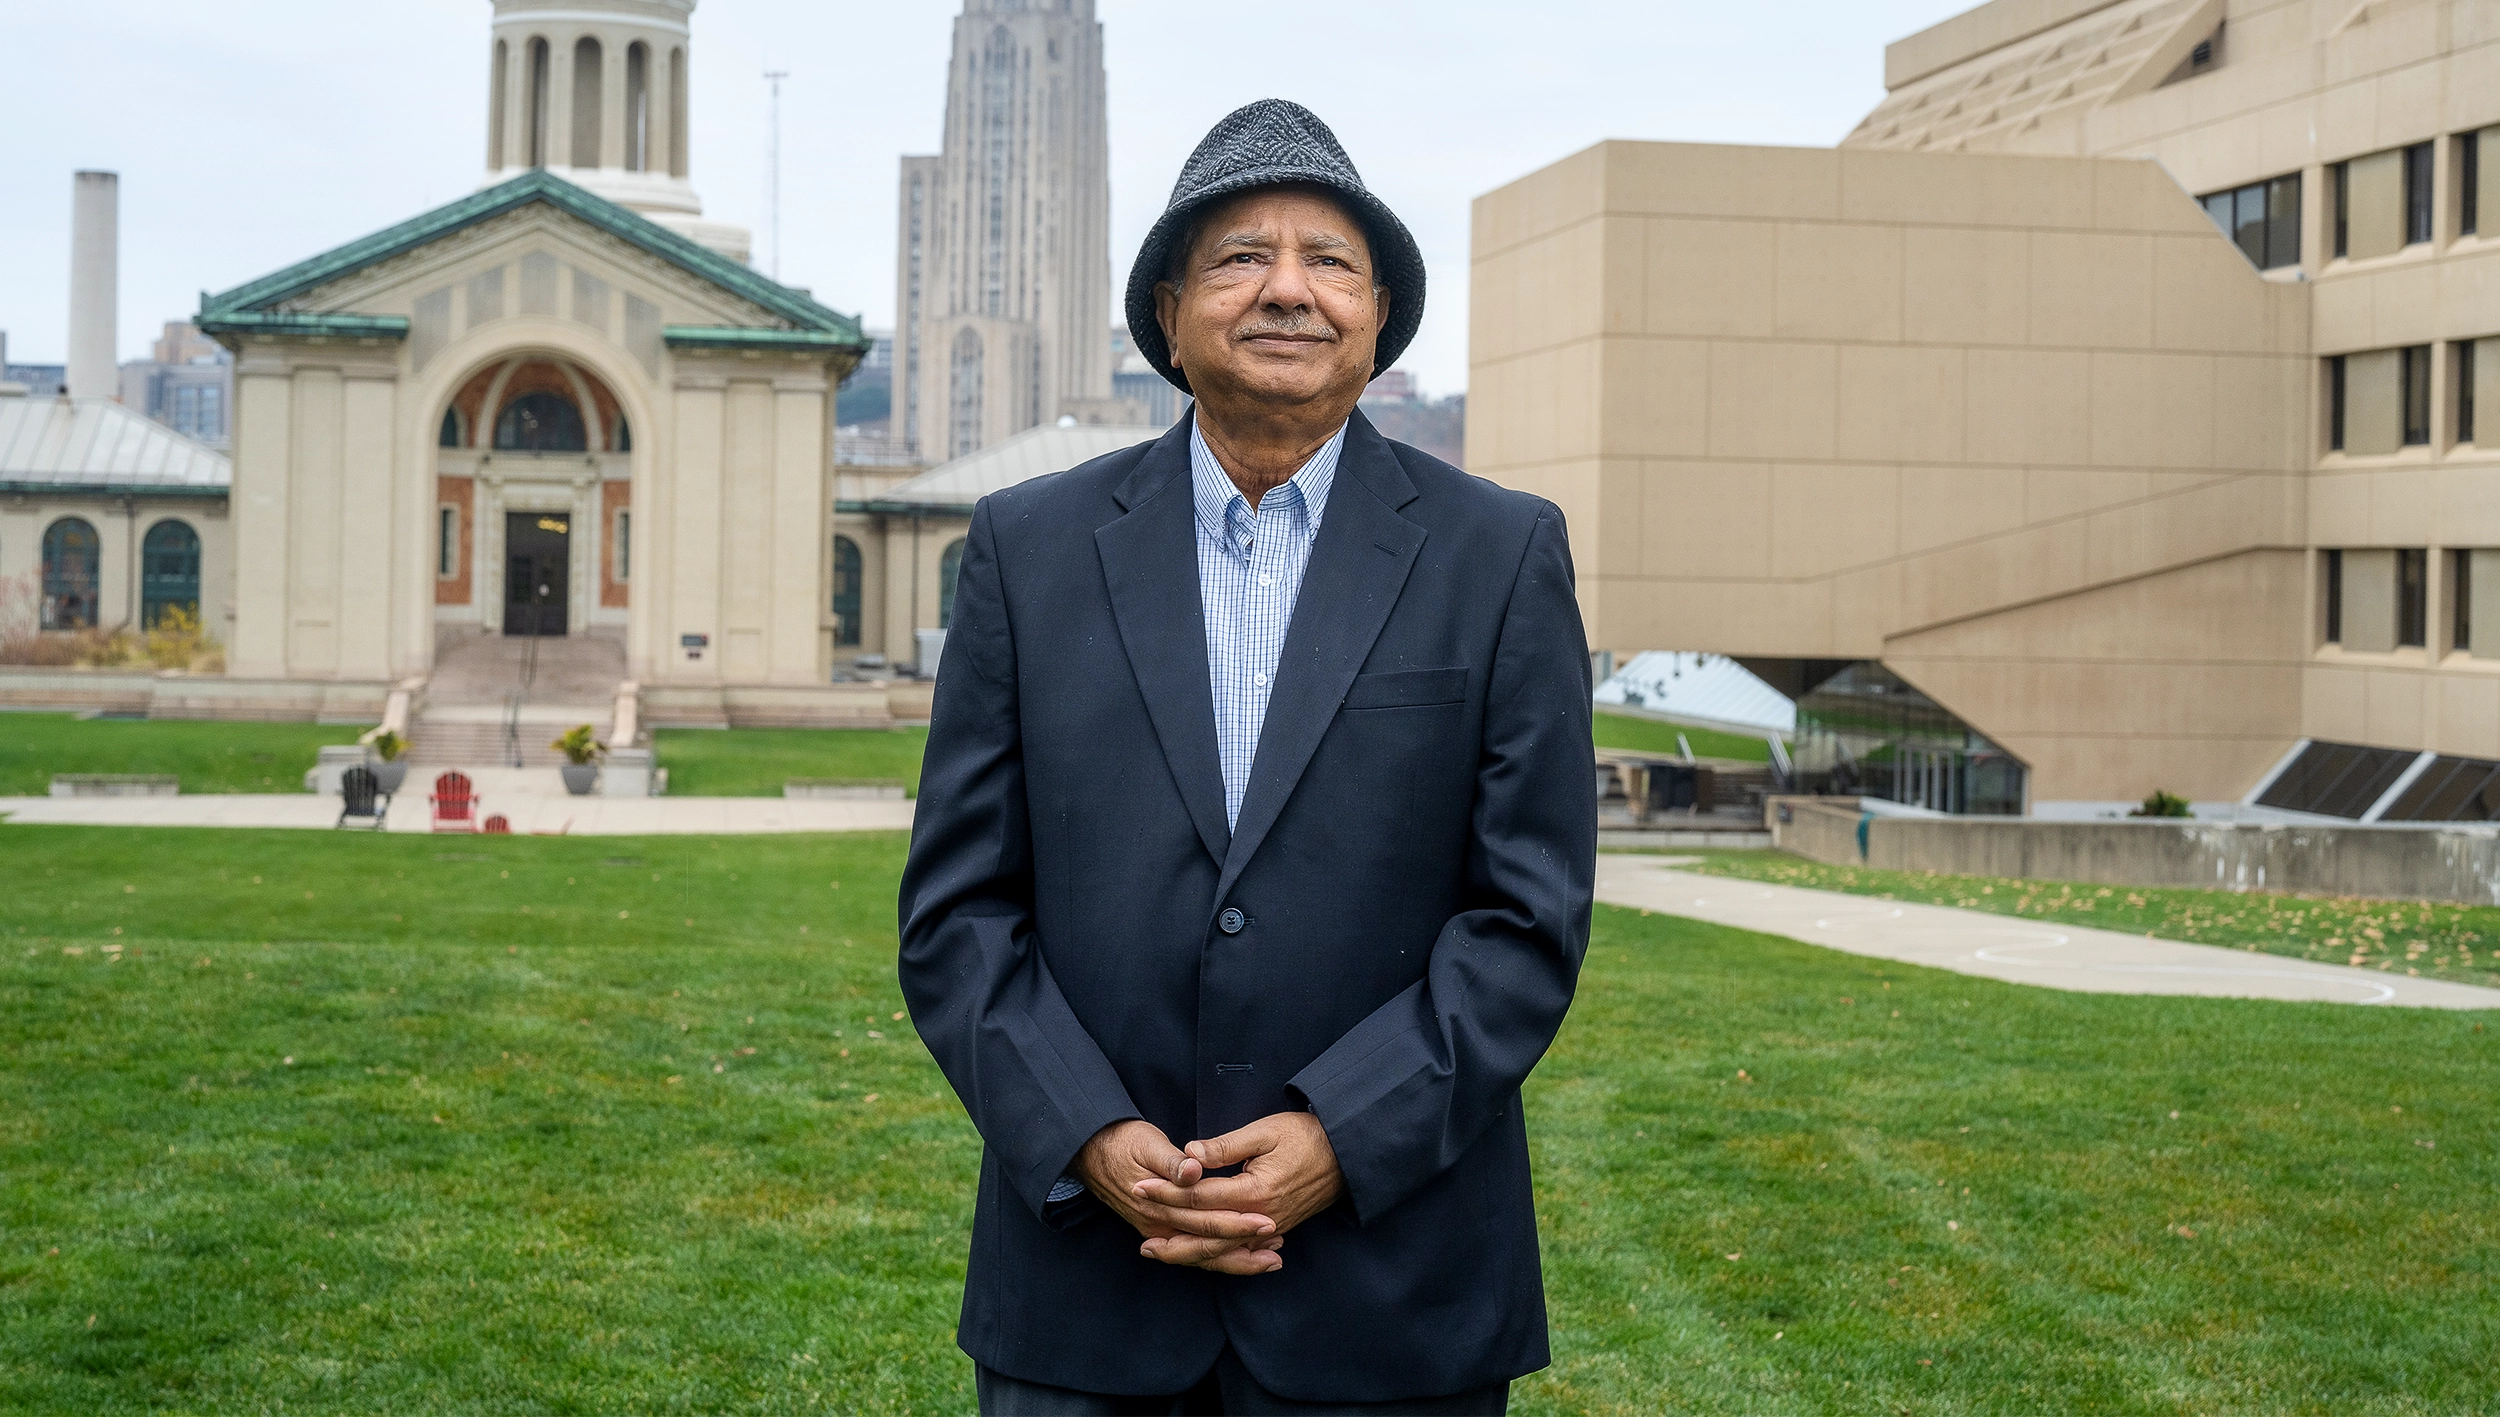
<box><xmin>197</xmin><ymin>170</ymin><xmax>867</xmax><ymax>350</ymax></box>
<box><xmin>195</xmin><ymin>312</ymin><xmax>411</xmax><ymax>340</ymax></box>
<box><xmin>663</xmin><ymin>325</ymin><xmax>864</xmax><ymax>352</ymax></box>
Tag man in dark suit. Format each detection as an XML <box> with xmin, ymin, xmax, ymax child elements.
<box><xmin>899</xmin><ymin>99</ymin><xmax>1596</xmax><ymax>1415</ymax></box>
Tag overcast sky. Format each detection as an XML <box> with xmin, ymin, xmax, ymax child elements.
<box><xmin>1</xmin><ymin>0</ymin><xmax>1971</xmax><ymax>397</ymax></box>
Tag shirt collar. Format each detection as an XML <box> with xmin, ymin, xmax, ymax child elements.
<box><xmin>1190</xmin><ymin>414</ymin><xmax>1346</xmax><ymax>545</ymax></box>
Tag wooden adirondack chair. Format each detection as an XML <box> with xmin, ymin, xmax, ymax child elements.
<box><xmin>429</xmin><ymin>771</ymin><xmax>480</xmax><ymax>832</ymax></box>
<box><xmin>336</xmin><ymin>765</ymin><xmax>388</xmax><ymax>830</ymax></box>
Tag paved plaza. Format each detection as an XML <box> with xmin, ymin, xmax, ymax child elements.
<box><xmin>0</xmin><ymin>770</ymin><xmax>915</xmax><ymax>836</ymax></box>
<box><xmin>1595</xmin><ymin>855</ymin><xmax>2500</xmax><ymax>1010</ymax></box>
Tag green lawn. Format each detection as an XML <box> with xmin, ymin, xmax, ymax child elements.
<box><xmin>2</xmin><ymin>825</ymin><xmax>2495</xmax><ymax>1413</ymax></box>
<box><xmin>1594</xmin><ymin>710</ymin><xmax>1772</xmax><ymax>764</ymax></box>
<box><xmin>654</xmin><ymin>727</ymin><xmax>928</xmax><ymax>797</ymax></box>
<box><xmin>0</xmin><ymin>714</ymin><xmax>366</xmax><ymax>797</ymax></box>
<box><xmin>1680</xmin><ymin>848</ymin><xmax>2500</xmax><ymax>993</ymax></box>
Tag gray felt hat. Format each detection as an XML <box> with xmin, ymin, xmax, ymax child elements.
<box><xmin>1124</xmin><ymin>99</ymin><xmax>1425</xmax><ymax>396</ymax></box>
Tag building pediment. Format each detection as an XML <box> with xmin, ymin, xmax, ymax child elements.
<box><xmin>197</xmin><ymin>170</ymin><xmax>866</xmax><ymax>366</ymax></box>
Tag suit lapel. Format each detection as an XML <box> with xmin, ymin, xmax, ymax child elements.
<box><xmin>1096</xmin><ymin>422</ymin><xmax>1231</xmax><ymax>868</ymax></box>
<box><xmin>1216</xmin><ymin>413</ymin><xmax>1424</xmax><ymax>903</ymax></box>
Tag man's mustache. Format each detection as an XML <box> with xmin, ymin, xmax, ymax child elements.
<box><xmin>1233</xmin><ymin>314</ymin><xmax>1338</xmax><ymax>341</ymax></box>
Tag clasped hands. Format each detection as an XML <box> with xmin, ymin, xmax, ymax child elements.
<box><xmin>1076</xmin><ymin>1113</ymin><xmax>1342</xmax><ymax>1276</ymax></box>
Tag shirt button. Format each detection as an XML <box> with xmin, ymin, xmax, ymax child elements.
<box><xmin>1253</xmin><ymin>672</ymin><xmax>1267</xmax><ymax>687</ymax></box>
<box><xmin>1259</xmin><ymin>573</ymin><xmax>1275</xmax><ymax>588</ymax></box>
<box><xmin>1217</xmin><ymin>907</ymin><xmax>1246</xmax><ymax>935</ymax></box>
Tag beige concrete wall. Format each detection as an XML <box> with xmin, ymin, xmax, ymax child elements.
<box><xmin>1467</xmin><ymin>0</ymin><xmax>2500</xmax><ymax>805</ymax></box>
<box><xmin>1469</xmin><ymin>139</ymin><xmax>2309</xmax><ymax>799</ymax></box>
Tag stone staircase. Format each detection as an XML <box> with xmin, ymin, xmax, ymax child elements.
<box><xmin>404</xmin><ymin>630</ymin><xmax>628</xmax><ymax>770</ymax></box>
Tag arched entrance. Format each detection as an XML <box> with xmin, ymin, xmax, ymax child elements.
<box><xmin>430</xmin><ymin>352</ymin><xmax>632</xmax><ymax>646</ymax></box>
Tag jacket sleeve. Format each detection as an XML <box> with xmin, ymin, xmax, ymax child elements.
<box><xmin>898</xmin><ymin>497</ymin><xmax>1142</xmax><ymax>1221</ymax></box>
<box><xmin>1286</xmin><ymin>504</ymin><xmax>1596</xmax><ymax>1224</ymax></box>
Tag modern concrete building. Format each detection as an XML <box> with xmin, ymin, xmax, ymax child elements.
<box><xmin>894</xmin><ymin>0</ymin><xmax>1116</xmax><ymax>460</ymax></box>
<box><xmin>120</xmin><ymin>322</ymin><xmax>235</xmax><ymax>450</ymax></box>
<box><xmin>1473</xmin><ymin>0</ymin><xmax>2500</xmax><ymax>815</ymax></box>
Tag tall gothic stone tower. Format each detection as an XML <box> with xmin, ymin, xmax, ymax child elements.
<box><xmin>483</xmin><ymin>0</ymin><xmax>752</xmax><ymax>262</ymax></box>
<box><xmin>896</xmin><ymin>0</ymin><xmax>1113</xmax><ymax>460</ymax></box>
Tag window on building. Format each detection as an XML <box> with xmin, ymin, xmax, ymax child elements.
<box><xmin>2399</xmin><ymin>548</ymin><xmax>2429</xmax><ymax>647</ymax></box>
<box><xmin>614</xmin><ymin>415</ymin><xmax>631</xmax><ymax>452</ymax></box>
<box><xmin>494</xmin><ymin>391</ymin><xmax>587</xmax><ymax>451</ymax></box>
<box><xmin>439</xmin><ymin>407</ymin><xmax>462</xmax><ymax>448</ymax></box>
<box><xmin>2463</xmin><ymin>341</ymin><xmax>2479</xmax><ymax>445</ymax></box>
<box><xmin>197</xmin><ymin>384</ymin><xmax>223</xmax><ymax>441</ymax></box>
<box><xmin>2454</xmin><ymin>549</ymin><xmax>2474</xmax><ymax>653</ymax></box>
<box><xmin>938</xmin><ymin>537</ymin><xmax>966</xmax><ymax>630</ymax></box>
<box><xmin>2402</xmin><ymin>345</ymin><xmax>2432</xmax><ymax>446</ymax></box>
<box><xmin>2329</xmin><ymin>355</ymin><xmax>2347</xmax><ymax>450</ymax></box>
<box><xmin>832</xmin><ymin>535</ymin><xmax>862</xmax><ymax>646</ymax></box>
<box><xmin>949</xmin><ymin>327</ymin><xmax>985</xmax><ymax>459</ymax></box>
<box><xmin>2334</xmin><ymin>160</ymin><xmax>2350</xmax><ymax>258</ymax></box>
<box><xmin>2467</xmin><ymin>130</ymin><xmax>2482</xmax><ymax>236</ymax></box>
<box><xmin>570</xmin><ymin>37</ymin><xmax>603</xmax><ymax>169</ymax></box>
<box><xmin>40</xmin><ymin>517</ymin><xmax>100</xmax><ymax>631</ymax></box>
<box><xmin>2198</xmin><ymin>172</ymin><xmax>2301</xmax><ymax>269</ymax></box>
<box><xmin>2324</xmin><ymin>548</ymin><xmax>2343</xmax><ymax>643</ymax></box>
<box><xmin>139</xmin><ymin>520</ymin><xmax>199</xmax><ymax>628</ymax></box>
<box><xmin>614</xmin><ymin>509</ymin><xmax>631</xmax><ymax>583</ymax></box>
<box><xmin>2405</xmin><ymin>141</ymin><xmax>2435</xmax><ymax>245</ymax></box>
<box><xmin>439</xmin><ymin>506</ymin><xmax>459</xmax><ymax>578</ymax></box>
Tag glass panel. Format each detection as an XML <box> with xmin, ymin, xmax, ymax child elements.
<box><xmin>2203</xmin><ymin>191</ymin><xmax>2233</xmax><ymax>232</ymax></box>
<box><xmin>1787</xmin><ymin>662</ymin><xmax>2026</xmax><ymax>816</ymax></box>
<box><xmin>2233</xmin><ymin>183</ymin><xmax>2268</xmax><ymax>267</ymax></box>
<box><xmin>2265</xmin><ymin>174</ymin><xmax>2301</xmax><ymax>268</ymax></box>
<box><xmin>2256</xmin><ymin>740</ymin><xmax>2420</xmax><ymax>818</ymax></box>
<box><xmin>2405</xmin><ymin>142</ymin><xmax>2434</xmax><ymax>244</ymax></box>
<box><xmin>2402</xmin><ymin>346</ymin><xmax>2431</xmax><ymax>445</ymax></box>
<box><xmin>2398</xmin><ymin>548</ymin><xmax>2427</xmax><ymax>646</ymax></box>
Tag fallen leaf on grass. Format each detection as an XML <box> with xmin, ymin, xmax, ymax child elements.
<box><xmin>1724</xmin><ymin>1252</ymin><xmax>1741</xmax><ymax>1262</ymax></box>
<box><xmin>862</xmin><ymin>1093</ymin><xmax>880</xmax><ymax>1103</ymax></box>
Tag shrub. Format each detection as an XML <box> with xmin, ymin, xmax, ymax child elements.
<box><xmin>2130</xmin><ymin>789</ymin><xmax>2194</xmax><ymax>818</ymax></box>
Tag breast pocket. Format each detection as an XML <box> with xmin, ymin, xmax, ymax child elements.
<box><xmin>1340</xmin><ymin>666</ymin><xmax>1468</xmax><ymax>711</ymax></box>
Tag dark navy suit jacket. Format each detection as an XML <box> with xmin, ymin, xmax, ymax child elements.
<box><xmin>897</xmin><ymin>411</ymin><xmax>1596</xmax><ymax>1402</ymax></box>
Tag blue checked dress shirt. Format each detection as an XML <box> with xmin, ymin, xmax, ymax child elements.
<box><xmin>1190</xmin><ymin>417</ymin><xmax>1346</xmax><ymax>830</ymax></box>
<box><xmin>1041</xmin><ymin>416</ymin><xmax>1348</xmax><ymax>1210</ymax></box>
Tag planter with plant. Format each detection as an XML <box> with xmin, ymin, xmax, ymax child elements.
<box><xmin>2129</xmin><ymin>789</ymin><xmax>2194</xmax><ymax>819</ymax></box>
<box><xmin>553</xmin><ymin>725</ymin><xmax>604</xmax><ymax>795</ymax></box>
<box><xmin>368</xmin><ymin>729</ymin><xmax>409</xmax><ymax>794</ymax></box>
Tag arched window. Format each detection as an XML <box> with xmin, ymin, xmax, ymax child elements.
<box><xmin>938</xmin><ymin>537</ymin><xmax>966</xmax><ymax>630</ymax></box>
<box><xmin>489</xmin><ymin>39</ymin><xmax>509</xmax><ymax>169</ymax></box>
<box><xmin>949</xmin><ymin>327</ymin><xmax>985</xmax><ymax>459</ymax></box>
<box><xmin>40</xmin><ymin>517</ymin><xmax>100</xmax><ymax>631</ymax></box>
<box><xmin>625</xmin><ymin>42</ymin><xmax>649</xmax><ymax>171</ymax></box>
<box><xmin>494</xmin><ymin>391</ymin><xmax>587</xmax><ymax>451</ymax></box>
<box><xmin>980</xmin><ymin>27</ymin><xmax>1015</xmax><ymax>316</ymax></box>
<box><xmin>141</xmin><ymin>520</ymin><xmax>201</xmax><ymax>628</ymax></box>
<box><xmin>613</xmin><ymin>414</ymin><xmax>631</xmax><ymax>452</ymax></box>
<box><xmin>439</xmin><ymin>406</ymin><xmax>463</xmax><ymax>448</ymax></box>
<box><xmin>832</xmin><ymin>535</ymin><xmax>863</xmax><ymax>646</ymax></box>
<box><xmin>571</xmin><ymin>37</ymin><xmax>603</xmax><ymax>168</ymax></box>
<box><xmin>526</xmin><ymin>36</ymin><xmax>551</xmax><ymax>167</ymax></box>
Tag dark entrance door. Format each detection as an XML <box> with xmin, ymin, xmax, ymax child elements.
<box><xmin>504</xmin><ymin>511</ymin><xmax>571</xmax><ymax>636</ymax></box>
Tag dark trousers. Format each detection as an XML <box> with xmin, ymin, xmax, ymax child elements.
<box><xmin>975</xmin><ymin>1349</ymin><xmax>1509</xmax><ymax>1416</ymax></box>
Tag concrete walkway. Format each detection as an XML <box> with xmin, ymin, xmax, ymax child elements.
<box><xmin>1595</xmin><ymin>855</ymin><xmax>2500</xmax><ymax>1010</ymax></box>
<box><xmin>1</xmin><ymin>770</ymin><xmax>915</xmax><ymax>836</ymax></box>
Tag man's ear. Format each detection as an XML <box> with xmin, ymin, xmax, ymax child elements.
<box><xmin>1152</xmin><ymin>281</ymin><xmax>1183</xmax><ymax>372</ymax></box>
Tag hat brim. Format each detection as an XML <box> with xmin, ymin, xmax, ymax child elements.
<box><xmin>1123</xmin><ymin>171</ymin><xmax>1425</xmax><ymax>398</ymax></box>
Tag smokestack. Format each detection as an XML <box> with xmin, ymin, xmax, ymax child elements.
<box><xmin>68</xmin><ymin>170</ymin><xmax>118</xmax><ymax>401</ymax></box>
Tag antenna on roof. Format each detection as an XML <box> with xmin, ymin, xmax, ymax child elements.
<box><xmin>763</xmin><ymin>69</ymin><xmax>790</xmax><ymax>280</ymax></box>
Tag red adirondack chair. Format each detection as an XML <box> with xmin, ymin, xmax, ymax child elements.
<box><xmin>482</xmin><ymin>814</ymin><xmax>512</xmax><ymax>834</ymax></box>
<box><xmin>430</xmin><ymin>771</ymin><xmax>480</xmax><ymax>833</ymax></box>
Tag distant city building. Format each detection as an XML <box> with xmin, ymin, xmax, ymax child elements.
<box><xmin>1359</xmin><ymin>368</ymin><xmax>1463</xmax><ymax>469</ymax></box>
<box><xmin>895</xmin><ymin>0</ymin><xmax>1114</xmax><ymax>460</ymax></box>
<box><xmin>1110</xmin><ymin>324</ymin><xmax>1185</xmax><ymax>430</ymax></box>
<box><xmin>0</xmin><ymin>331</ymin><xmax>65</xmax><ymax>396</ymax></box>
<box><xmin>119</xmin><ymin>321</ymin><xmax>234</xmax><ymax>450</ymax></box>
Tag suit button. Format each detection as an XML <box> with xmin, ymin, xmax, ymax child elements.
<box><xmin>1217</xmin><ymin>907</ymin><xmax>1246</xmax><ymax>935</ymax></box>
